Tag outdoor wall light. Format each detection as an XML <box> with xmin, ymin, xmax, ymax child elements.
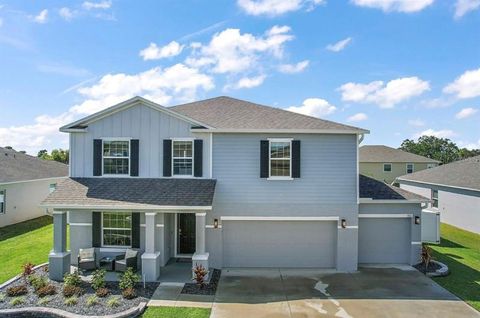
<box><xmin>341</xmin><ymin>219</ymin><xmax>347</xmax><ymax>229</ymax></box>
<box><xmin>214</xmin><ymin>218</ymin><xmax>219</xmax><ymax>229</ymax></box>
<box><xmin>414</xmin><ymin>216</ymin><xmax>420</xmax><ymax>225</ymax></box>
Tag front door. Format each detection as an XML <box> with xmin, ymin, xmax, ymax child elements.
<box><xmin>177</xmin><ymin>213</ymin><xmax>196</xmax><ymax>255</ymax></box>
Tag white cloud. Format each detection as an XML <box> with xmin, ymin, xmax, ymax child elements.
<box><xmin>237</xmin><ymin>0</ymin><xmax>325</xmax><ymax>16</ymax></box>
<box><xmin>408</xmin><ymin>119</ymin><xmax>425</xmax><ymax>127</ymax></box>
<box><xmin>443</xmin><ymin>68</ymin><xmax>480</xmax><ymax>99</ymax></box>
<box><xmin>351</xmin><ymin>0</ymin><xmax>434</xmax><ymax>13</ymax></box>
<box><xmin>278</xmin><ymin>60</ymin><xmax>309</xmax><ymax>73</ymax></box>
<box><xmin>59</xmin><ymin>7</ymin><xmax>75</xmax><ymax>21</ymax></box>
<box><xmin>454</xmin><ymin>0</ymin><xmax>480</xmax><ymax>18</ymax></box>
<box><xmin>347</xmin><ymin>113</ymin><xmax>368</xmax><ymax>122</ymax></box>
<box><xmin>414</xmin><ymin>129</ymin><xmax>457</xmax><ymax>139</ymax></box>
<box><xmin>224</xmin><ymin>74</ymin><xmax>266</xmax><ymax>90</ymax></box>
<box><xmin>82</xmin><ymin>1</ymin><xmax>112</xmax><ymax>10</ymax></box>
<box><xmin>339</xmin><ymin>77</ymin><xmax>430</xmax><ymax>108</ymax></box>
<box><xmin>459</xmin><ymin>139</ymin><xmax>480</xmax><ymax>150</ymax></box>
<box><xmin>185</xmin><ymin>25</ymin><xmax>294</xmax><ymax>74</ymax></box>
<box><xmin>33</xmin><ymin>9</ymin><xmax>48</xmax><ymax>24</ymax></box>
<box><xmin>421</xmin><ymin>97</ymin><xmax>455</xmax><ymax>109</ymax></box>
<box><xmin>140</xmin><ymin>41</ymin><xmax>184</xmax><ymax>60</ymax></box>
<box><xmin>455</xmin><ymin>107</ymin><xmax>478</xmax><ymax>119</ymax></box>
<box><xmin>326</xmin><ymin>37</ymin><xmax>352</xmax><ymax>52</ymax></box>
<box><xmin>287</xmin><ymin>98</ymin><xmax>336</xmax><ymax>118</ymax></box>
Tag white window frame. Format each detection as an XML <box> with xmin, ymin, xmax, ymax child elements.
<box><xmin>0</xmin><ymin>190</ymin><xmax>5</xmax><ymax>214</ymax></box>
<box><xmin>171</xmin><ymin>138</ymin><xmax>194</xmax><ymax>178</ymax></box>
<box><xmin>49</xmin><ymin>183</ymin><xmax>57</xmax><ymax>194</ymax></box>
<box><xmin>406</xmin><ymin>163</ymin><xmax>414</xmax><ymax>174</ymax></box>
<box><xmin>101</xmin><ymin>212</ymin><xmax>132</xmax><ymax>248</ymax></box>
<box><xmin>427</xmin><ymin>163</ymin><xmax>436</xmax><ymax>169</ymax></box>
<box><xmin>102</xmin><ymin>138</ymin><xmax>131</xmax><ymax>177</ymax></box>
<box><xmin>268</xmin><ymin>138</ymin><xmax>293</xmax><ymax>180</ymax></box>
<box><xmin>431</xmin><ymin>189</ymin><xmax>439</xmax><ymax>209</ymax></box>
<box><xmin>383</xmin><ymin>163</ymin><xmax>392</xmax><ymax>172</ymax></box>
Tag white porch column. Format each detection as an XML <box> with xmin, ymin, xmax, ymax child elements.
<box><xmin>192</xmin><ymin>212</ymin><xmax>209</xmax><ymax>280</ymax></box>
<box><xmin>141</xmin><ymin>212</ymin><xmax>161</xmax><ymax>282</ymax></box>
<box><xmin>49</xmin><ymin>211</ymin><xmax>71</xmax><ymax>281</ymax></box>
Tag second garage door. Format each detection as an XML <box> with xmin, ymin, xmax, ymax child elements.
<box><xmin>222</xmin><ymin>220</ymin><xmax>337</xmax><ymax>268</ymax></box>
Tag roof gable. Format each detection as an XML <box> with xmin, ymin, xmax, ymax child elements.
<box><xmin>360</xmin><ymin>145</ymin><xmax>440</xmax><ymax>163</ymax></box>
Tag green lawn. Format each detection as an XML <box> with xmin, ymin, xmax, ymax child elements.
<box><xmin>142</xmin><ymin>307</ymin><xmax>211</xmax><ymax>318</ymax></box>
<box><xmin>429</xmin><ymin>223</ymin><xmax>480</xmax><ymax>312</ymax></box>
<box><xmin>0</xmin><ymin>216</ymin><xmax>57</xmax><ymax>284</ymax></box>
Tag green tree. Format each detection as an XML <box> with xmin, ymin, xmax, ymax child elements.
<box><xmin>400</xmin><ymin>136</ymin><xmax>460</xmax><ymax>164</ymax></box>
<box><xmin>37</xmin><ymin>149</ymin><xmax>69</xmax><ymax>164</ymax></box>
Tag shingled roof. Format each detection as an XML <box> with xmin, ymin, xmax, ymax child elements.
<box><xmin>0</xmin><ymin>147</ymin><xmax>68</xmax><ymax>183</ymax></box>
<box><xmin>397</xmin><ymin>155</ymin><xmax>480</xmax><ymax>192</ymax></box>
<box><xmin>41</xmin><ymin>178</ymin><xmax>216</xmax><ymax>209</ymax></box>
<box><xmin>360</xmin><ymin>145</ymin><xmax>440</xmax><ymax>163</ymax></box>
<box><xmin>359</xmin><ymin>174</ymin><xmax>429</xmax><ymax>201</ymax></box>
<box><xmin>170</xmin><ymin>96</ymin><xmax>368</xmax><ymax>133</ymax></box>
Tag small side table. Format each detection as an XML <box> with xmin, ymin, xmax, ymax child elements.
<box><xmin>99</xmin><ymin>257</ymin><xmax>115</xmax><ymax>271</ymax></box>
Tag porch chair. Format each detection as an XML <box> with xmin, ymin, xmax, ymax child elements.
<box><xmin>115</xmin><ymin>249</ymin><xmax>138</xmax><ymax>272</ymax></box>
<box><xmin>77</xmin><ymin>248</ymin><xmax>97</xmax><ymax>271</ymax></box>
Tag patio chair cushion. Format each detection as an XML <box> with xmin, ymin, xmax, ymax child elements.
<box><xmin>125</xmin><ymin>249</ymin><xmax>137</xmax><ymax>259</ymax></box>
<box><xmin>79</xmin><ymin>258</ymin><xmax>95</xmax><ymax>263</ymax></box>
<box><xmin>79</xmin><ymin>248</ymin><xmax>95</xmax><ymax>260</ymax></box>
<box><xmin>116</xmin><ymin>259</ymin><xmax>126</xmax><ymax>265</ymax></box>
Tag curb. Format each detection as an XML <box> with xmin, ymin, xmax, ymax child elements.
<box><xmin>0</xmin><ymin>301</ymin><xmax>147</xmax><ymax>318</ymax></box>
<box><xmin>0</xmin><ymin>263</ymin><xmax>48</xmax><ymax>289</ymax></box>
<box><xmin>426</xmin><ymin>260</ymin><xmax>449</xmax><ymax>277</ymax></box>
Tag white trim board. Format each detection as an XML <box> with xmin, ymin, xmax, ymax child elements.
<box><xmin>0</xmin><ymin>176</ymin><xmax>68</xmax><ymax>186</ymax></box>
<box><xmin>191</xmin><ymin>128</ymin><xmax>370</xmax><ymax>134</ymax></box>
<box><xmin>69</xmin><ymin>223</ymin><xmax>92</xmax><ymax>226</ymax></box>
<box><xmin>140</xmin><ymin>224</ymin><xmax>164</xmax><ymax>228</ymax></box>
<box><xmin>359</xmin><ymin>198</ymin><xmax>429</xmax><ymax>204</ymax></box>
<box><xmin>42</xmin><ymin>204</ymin><xmax>212</xmax><ymax>211</ymax></box>
<box><xmin>397</xmin><ymin>178</ymin><xmax>480</xmax><ymax>194</ymax></box>
<box><xmin>220</xmin><ymin>216</ymin><xmax>339</xmax><ymax>221</ymax></box>
<box><xmin>359</xmin><ymin>214</ymin><xmax>413</xmax><ymax>218</ymax></box>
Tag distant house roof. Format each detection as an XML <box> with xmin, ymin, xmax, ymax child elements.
<box><xmin>0</xmin><ymin>147</ymin><xmax>68</xmax><ymax>183</ymax></box>
<box><xmin>397</xmin><ymin>155</ymin><xmax>480</xmax><ymax>192</ymax></box>
<box><xmin>41</xmin><ymin>178</ymin><xmax>216</xmax><ymax>210</ymax></box>
<box><xmin>170</xmin><ymin>96</ymin><xmax>368</xmax><ymax>133</ymax></box>
<box><xmin>359</xmin><ymin>145</ymin><xmax>440</xmax><ymax>163</ymax></box>
<box><xmin>359</xmin><ymin>174</ymin><xmax>429</xmax><ymax>201</ymax></box>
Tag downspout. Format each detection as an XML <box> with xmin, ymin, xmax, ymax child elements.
<box><xmin>358</xmin><ymin>133</ymin><xmax>365</xmax><ymax>144</ymax></box>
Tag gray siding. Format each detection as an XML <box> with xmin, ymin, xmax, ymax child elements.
<box><xmin>70</xmin><ymin>103</ymin><xmax>211</xmax><ymax>178</ymax></box>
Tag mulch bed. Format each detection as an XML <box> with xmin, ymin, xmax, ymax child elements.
<box><xmin>414</xmin><ymin>261</ymin><xmax>442</xmax><ymax>274</ymax></box>
<box><xmin>181</xmin><ymin>269</ymin><xmax>221</xmax><ymax>296</ymax></box>
<box><xmin>0</xmin><ymin>265</ymin><xmax>158</xmax><ymax>316</ymax></box>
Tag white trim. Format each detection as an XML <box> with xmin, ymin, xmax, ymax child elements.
<box><xmin>411</xmin><ymin>241</ymin><xmax>422</xmax><ymax>245</ymax></box>
<box><xmin>52</xmin><ymin>211</ymin><xmax>67</xmax><ymax>215</ymax></box>
<box><xmin>359</xmin><ymin>198</ymin><xmax>429</xmax><ymax>204</ymax></box>
<box><xmin>140</xmin><ymin>224</ymin><xmax>164</xmax><ymax>228</ymax></box>
<box><xmin>359</xmin><ymin>214</ymin><xmax>413</xmax><ymax>218</ymax></box>
<box><xmin>338</xmin><ymin>225</ymin><xmax>358</xmax><ymax>229</ymax></box>
<box><xmin>0</xmin><ymin>176</ymin><xmax>67</xmax><ymax>186</ymax></box>
<box><xmin>209</xmin><ymin>133</ymin><xmax>213</xmax><ymax>179</ymax></box>
<box><xmin>69</xmin><ymin>223</ymin><xmax>92</xmax><ymax>226</ymax></box>
<box><xmin>268</xmin><ymin>139</ymin><xmax>292</xmax><ymax>179</ymax></box>
<box><xmin>191</xmin><ymin>128</ymin><xmax>370</xmax><ymax>134</ymax></box>
<box><xmin>102</xmin><ymin>139</ymin><xmax>131</xmax><ymax>177</ymax></box>
<box><xmin>396</xmin><ymin>178</ymin><xmax>480</xmax><ymax>193</ymax></box>
<box><xmin>356</xmin><ymin>134</ymin><xmax>359</xmax><ymax>204</ymax></box>
<box><xmin>267</xmin><ymin>177</ymin><xmax>294</xmax><ymax>181</ymax></box>
<box><xmin>220</xmin><ymin>216</ymin><xmax>339</xmax><ymax>221</ymax></box>
<box><xmin>267</xmin><ymin>138</ymin><xmax>293</xmax><ymax>142</ymax></box>
<box><xmin>205</xmin><ymin>224</ymin><xmax>222</xmax><ymax>229</ymax></box>
<box><xmin>195</xmin><ymin>212</ymin><xmax>207</xmax><ymax>217</ymax></box>
<box><xmin>383</xmin><ymin>163</ymin><xmax>392</xmax><ymax>172</ymax></box>
<box><xmin>171</xmin><ymin>139</ymin><xmax>194</xmax><ymax>178</ymax></box>
<box><xmin>41</xmin><ymin>204</ymin><xmax>212</xmax><ymax>211</ymax></box>
<box><xmin>101</xmin><ymin>212</ymin><xmax>132</xmax><ymax>248</ymax></box>
<box><xmin>406</xmin><ymin>163</ymin><xmax>415</xmax><ymax>174</ymax></box>
<box><xmin>62</xmin><ymin>128</ymin><xmax>88</xmax><ymax>133</ymax></box>
<box><xmin>145</xmin><ymin>212</ymin><xmax>157</xmax><ymax>216</ymax></box>
<box><xmin>174</xmin><ymin>213</ymin><xmax>196</xmax><ymax>258</ymax></box>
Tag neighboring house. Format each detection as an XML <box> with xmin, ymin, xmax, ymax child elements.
<box><xmin>398</xmin><ymin>155</ymin><xmax>480</xmax><ymax>234</ymax></box>
<box><xmin>0</xmin><ymin>147</ymin><xmax>68</xmax><ymax>227</ymax></box>
<box><xmin>359</xmin><ymin>145</ymin><xmax>440</xmax><ymax>184</ymax></box>
<box><xmin>41</xmin><ymin>96</ymin><xmax>428</xmax><ymax>281</ymax></box>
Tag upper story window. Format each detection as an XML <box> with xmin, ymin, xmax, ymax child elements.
<box><xmin>432</xmin><ymin>190</ymin><xmax>439</xmax><ymax>208</ymax></box>
<box><xmin>103</xmin><ymin>140</ymin><xmax>130</xmax><ymax>175</ymax></box>
<box><xmin>269</xmin><ymin>140</ymin><xmax>291</xmax><ymax>178</ymax></box>
<box><xmin>0</xmin><ymin>190</ymin><xmax>5</xmax><ymax>214</ymax></box>
<box><xmin>383</xmin><ymin>163</ymin><xmax>392</xmax><ymax>172</ymax></box>
<box><xmin>49</xmin><ymin>183</ymin><xmax>57</xmax><ymax>193</ymax></box>
<box><xmin>173</xmin><ymin>140</ymin><xmax>193</xmax><ymax>176</ymax></box>
<box><xmin>102</xmin><ymin>212</ymin><xmax>132</xmax><ymax>247</ymax></box>
<box><xmin>406</xmin><ymin>163</ymin><xmax>414</xmax><ymax>174</ymax></box>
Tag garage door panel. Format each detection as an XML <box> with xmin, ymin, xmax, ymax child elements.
<box><xmin>223</xmin><ymin>221</ymin><xmax>336</xmax><ymax>268</ymax></box>
<box><xmin>358</xmin><ymin>218</ymin><xmax>410</xmax><ymax>264</ymax></box>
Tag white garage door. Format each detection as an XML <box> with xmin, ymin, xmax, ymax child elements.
<box><xmin>222</xmin><ymin>220</ymin><xmax>337</xmax><ymax>268</ymax></box>
<box><xmin>358</xmin><ymin>218</ymin><xmax>411</xmax><ymax>264</ymax></box>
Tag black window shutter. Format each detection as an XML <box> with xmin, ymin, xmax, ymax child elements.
<box><xmin>194</xmin><ymin>139</ymin><xmax>203</xmax><ymax>177</ymax></box>
<box><xmin>292</xmin><ymin>140</ymin><xmax>301</xmax><ymax>178</ymax></box>
<box><xmin>130</xmin><ymin>139</ymin><xmax>139</xmax><ymax>177</ymax></box>
<box><xmin>131</xmin><ymin>213</ymin><xmax>140</xmax><ymax>248</ymax></box>
<box><xmin>92</xmin><ymin>212</ymin><xmax>101</xmax><ymax>247</ymax></box>
<box><xmin>260</xmin><ymin>140</ymin><xmax>269</xmax><ymax>178</ymax></box>
<box><xmin>93</xmin><ymin>139</ymin><xmax>102</xmax><ymax>176</ymax></box>
<box><xmin>163</xmin><ymin>140</ymin><xmax>172</xmax><ymax>177</ymax></box>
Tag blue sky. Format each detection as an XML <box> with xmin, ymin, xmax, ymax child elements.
<box><xmin>0</xmin><ymin>0</ymin><xmax>479</xmax><ymax>154</ymax></box>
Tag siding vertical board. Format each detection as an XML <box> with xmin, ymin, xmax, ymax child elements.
<box><xmin>194</xmin><ymin>139</ymin><xmax>203</xmax><ymax>177</ymax></box>
<box><xmin>163</xmin><ymin>139</ymin><xmax>172</xmax><ymax>177</ymax></box>
<box><xmin>92</xmin><ymin>212</ymin><xmax>101</xmax><ymax>247</ymax></box>
<box><xmin>93</xmin><ymin>139</ymin><xmax>102</xmax><ymax>176</ymax></box>
<box><xmin>130</xmin><ymin>139</ymin><xmax>139</xmax><ymax>176</ymax></box>
<box><xmin>131</xmin><ymin>213</ymin><xmax>140</xmax><ymax>248</ymax></box>
<box><xmin>292</xmin><ymin>140</ymin><xmax>301</xmax><ymax>178</ymax></box>
<box><xmin>260</xmin><ymin>140</ymin><xmax>269</xmax><ymax>178</ymax></box>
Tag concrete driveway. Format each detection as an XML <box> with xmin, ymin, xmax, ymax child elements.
<box><xmin>211</xmin><ymin>267</ymin><xmax>479</xmax><ymax>318</ymax></box>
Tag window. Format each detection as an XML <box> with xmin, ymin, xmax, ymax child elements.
<box><xmin>0</xmin><ymin>190</ymin><xmax>5</xmax><ymax>214</ymax></box>
<box><xmin>103</xmin><ymin>140</ymin><xmax>130</xmax><ymax>175</ymax></box>
<box><xmin>49</xmin><ymin>183</ymin><xmax>57</xmax><ymax>194</ymax></box>
<box><xmin>427</xmin><ymin>163</ymin><xmax>436</xmax><ymax>169</ymax></box>
<box><xmin>406</xmin><ymin>163</ymin><xmax>414</xmax><ymax>174</ymax></box>
<box><xmin>172</xmin><ymin>140</ymin><xmax>193</xmax><ymax>176</ymax></box>
<box><xmin>432</xmin><ymin>190</ymin><xmax>439</xmax><ymax>208</ymax></box>
<box><xmin>269</xmin><ymin>140</ymin><xmax>291</xmax><ymax>178</ymax></box>
<box><xmin>383</xmin><ymin>163</ymin><xmax>392</xmax><ymax>172</ymax></box>
<box><xmin>102</xmin><ymin>212</ymin><xmax>132</xmax><ymax>247</ymax></box>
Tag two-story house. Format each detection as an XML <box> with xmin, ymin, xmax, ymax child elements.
<box><xmin>42</xmin><ymin>96</ymin><xmax>428</xmax><ymax>281</ymax></box>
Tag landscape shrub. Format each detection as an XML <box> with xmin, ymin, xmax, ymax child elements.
<box><xmin>62</xmin><ymin>285</ymin><xmax>85</xmax><ymax>297</ymax></box>
<box><xmin>106</xmin><ymin>296</ymin><xmax>121</xmax><ymax>308</ymax></box>
<box><xmin>95</xmin><ymin>287</ymin><xmax>110</xmax><ymax>298</ymax></box>
<box><xmin>63</xmin><ymin>270</ymin><xmax>82</xmax><ymax>287</ymax></box>
<box><xmin>9</xmin><ymin>297</ymin><xmax>25</xmax><ymax>306</ymax></box>
<box><xmin>118</xmin><ymin>267</ymin><xmax>139</xmax><ymax>290</ymax></box>
<box><xmin>37</xmin><ymin>296</ymin><xmax>51</xmax><ymax>306</ymax></box>
<box><xmin>36</xmin><ymin>284</ymin><xmax>56</xmax><ymax>297</ymax></box>
<box><xmin>0</xmin><ymin>293</ymin><xmax>5</xmax><ymax>302</ymax></box>
<box><xmin>91</xmin><ymin>269</ymin><xmax>106</xmax><ymax>290</ymax></box>
<box><xmin>22</xmin><ymin>263</ymin><xmax>35</xmax><ymax>278</ymax></box>
<box><xmin>122</xmin><ymin>287</ymin><xmax>136</xmax><ymax>299</ymax></box>
<box><xmin>64</xmin><ymin>296</ymin><xmax>78</xmax><ymax>306</ymax></box>
<box><xmin>28</xmin><ymin>274</ymin><xmax>48</xmax><ymax>291</ymax></box>
<box><xmin>86</xmin><ymin>295</ymin><xmax>99</xmax><ymax>307</ymax></box>
<box><xmin>6</xmin><ymin>285</ymin><xmax>28</xmax><ymax>297</ymax></box>
<box><xmin>192</xmin><ymin>264</ymin><xmax>208</xmax><ymax>287</ymax></box>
